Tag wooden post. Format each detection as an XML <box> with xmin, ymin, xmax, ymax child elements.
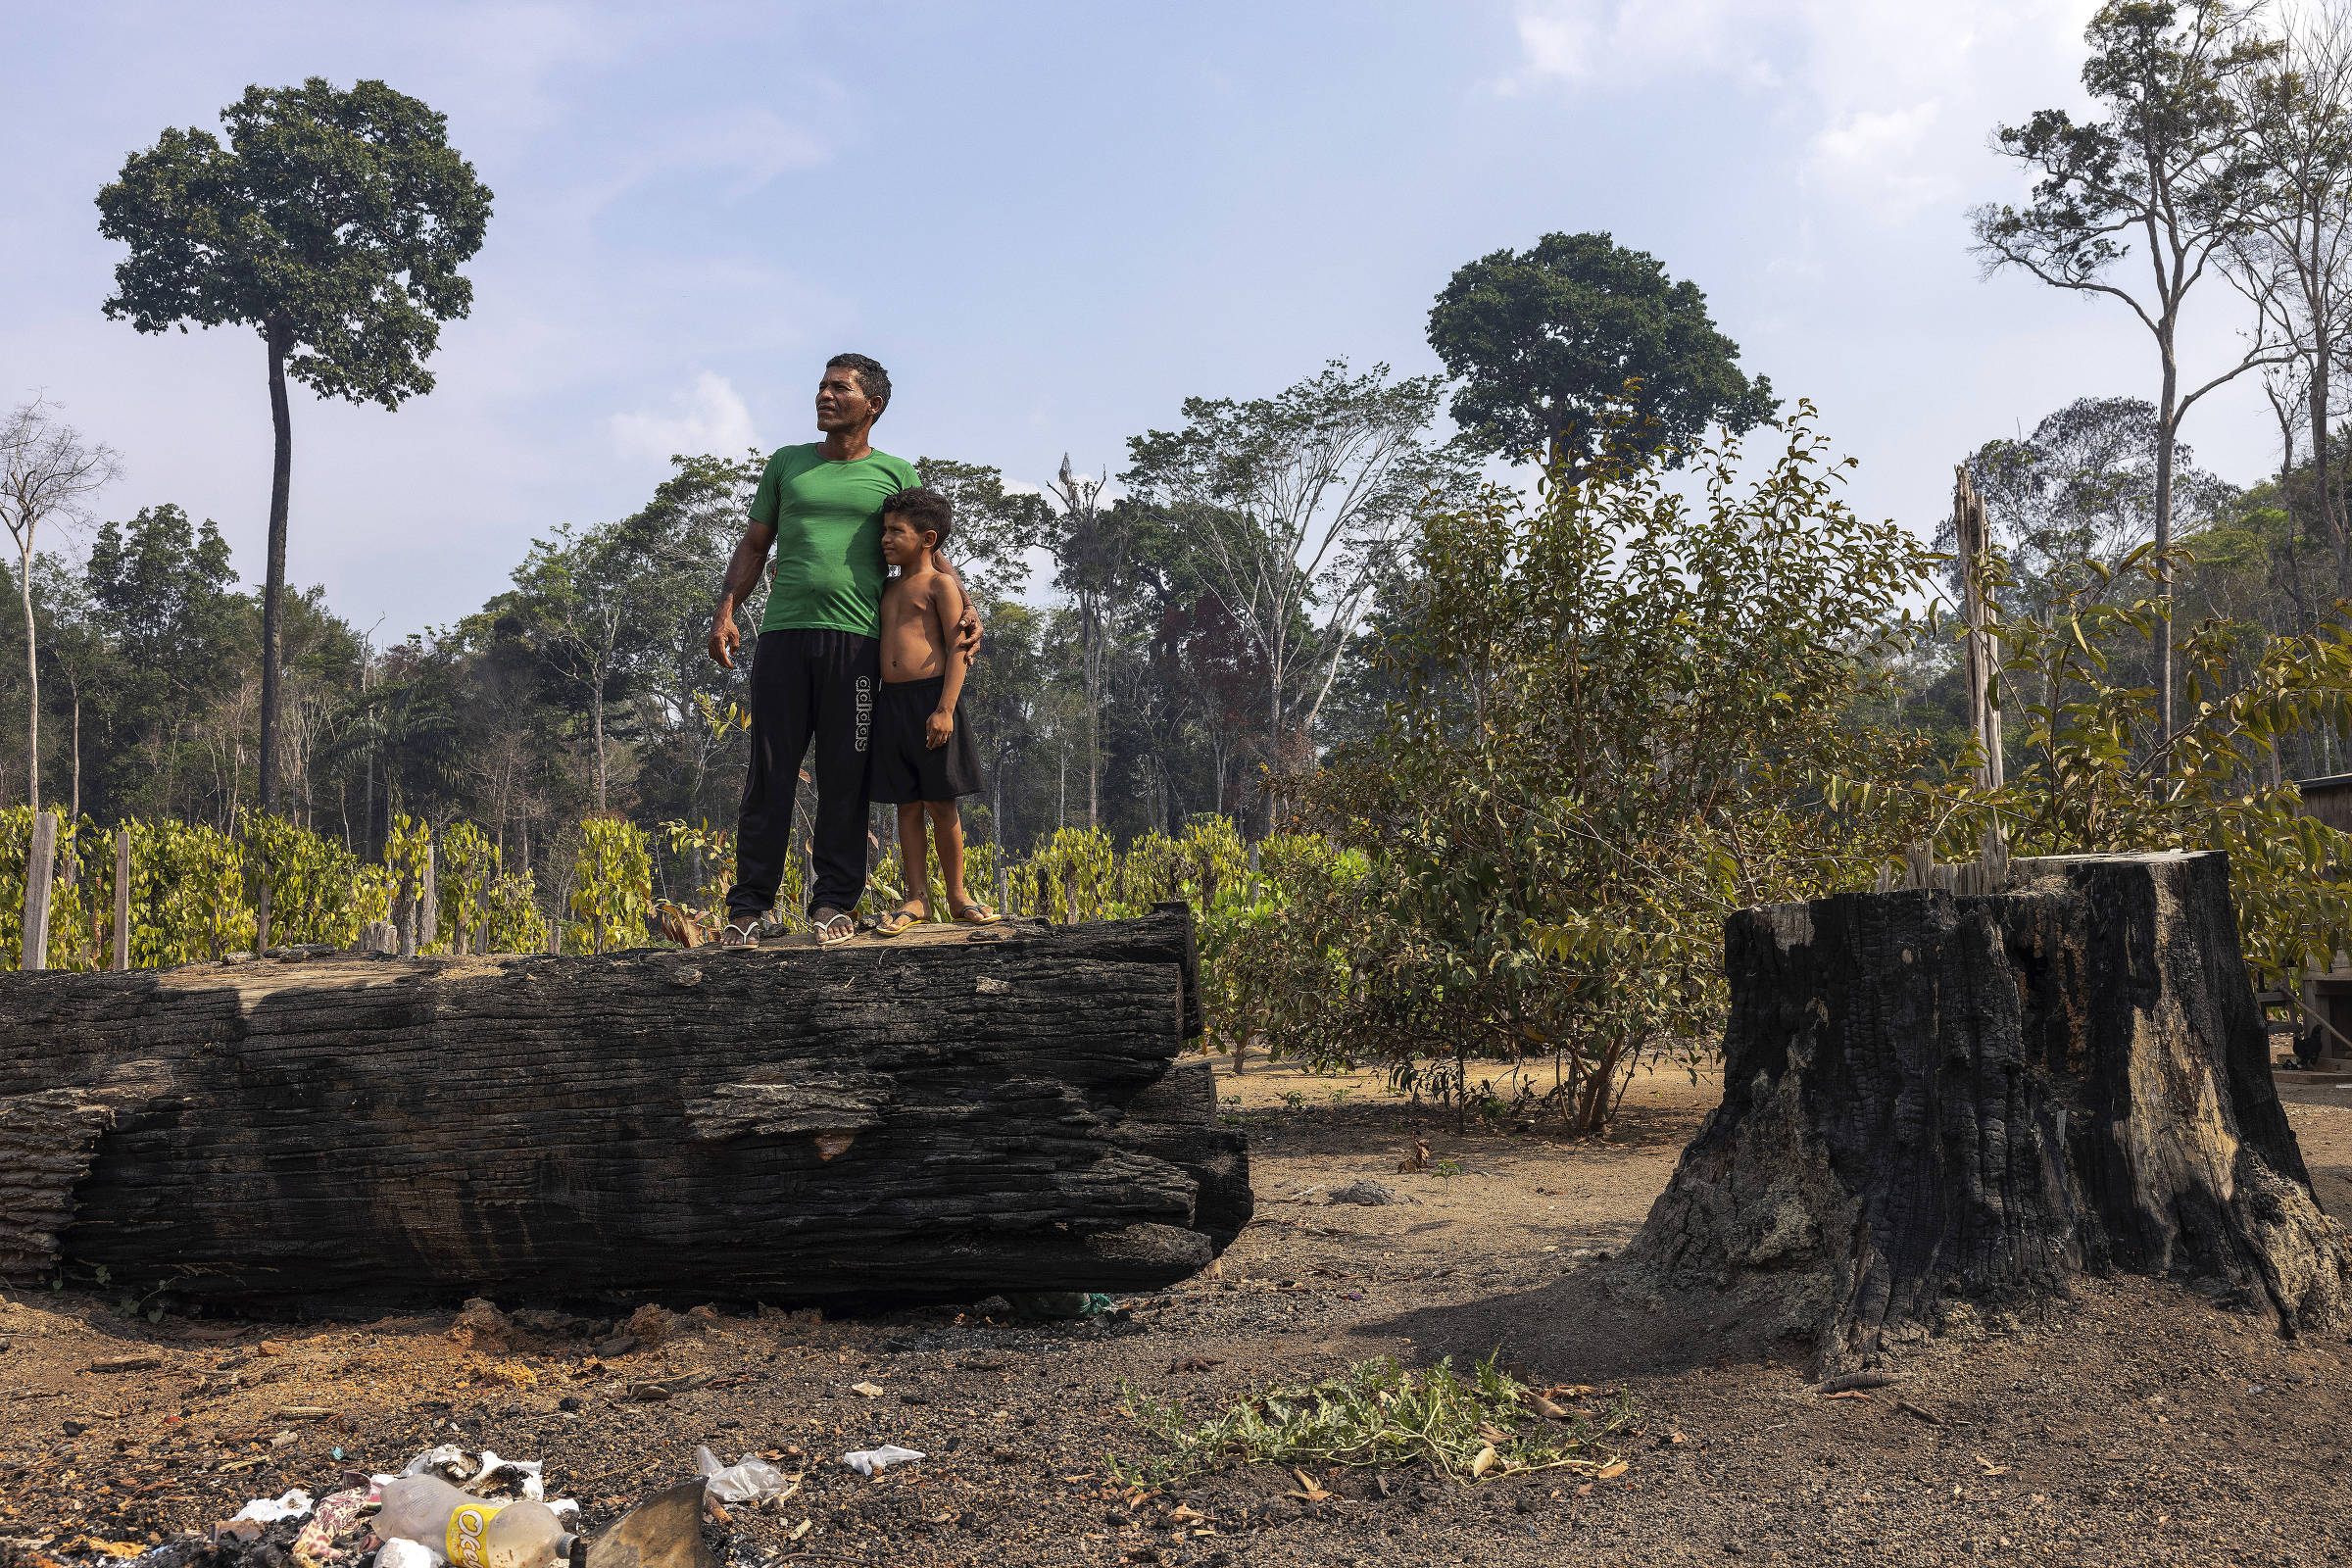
<box><xmin>994</xmin><ymin>857</ymin><xmax>1008</xmax><ymax>917</ymax></box>
<box><xmin>113</xmin><ymin>826</ymin><xmax>130</xmax><ymax>971</ymax></box>
<box><xmin>1953</xmin><ymin>465</ymin><xmax>2007</xmax><ymax>877</ymax></box>
<box><xmin>20</xmin><ymin>811</ymin><xmax>56</xmax><ymax>972</ymax></box>
<box><xmin>256</xmin><ymin>878</ymin><xmax>273</xmax><ymax>956</ymax></box>
<box><xmin>419</xmin><ymin>840</ymin><xmax>437</xmax><ymax>954</ymax></box>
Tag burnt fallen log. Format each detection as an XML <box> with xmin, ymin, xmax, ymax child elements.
<box><xmin>0</xmin><ymin>904</ymin><xmax>1247</xmax><ymax>1313</ymax></box>
<box><xmin>1621</xmin><ymin>852</ymin><xmax>2350</xmax><ymax>1374</ymax></box>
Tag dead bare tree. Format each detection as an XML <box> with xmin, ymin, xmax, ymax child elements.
<box><xmin>1043</xmin><ymin>457</ymin><xmax>1115</xmax><ymax>831</ymax></box>
<box><xmin>1972</xmin><ymin>0</ymin><xmax>2287</xmax><ymax>748</ymax></box>
<box><xmin>0</xmin><ymin>399</ymin><xmax>121</xmax><ymax>812</ymax></box>
<box><xmin>2230</xmin><ymin>0</ymin><xmax>2352</xmax><ymax>591</ymax></box>
<box><xmin>1122</xmin><ymin>362</ymin><xmax>1466</xmax><ymax>819</ymax></box>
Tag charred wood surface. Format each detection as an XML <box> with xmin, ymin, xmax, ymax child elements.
<box><xmin>0</xmin><ymin>904</ymin><xmax>1246</xmax><ymax>1312</ymax></box>
<box><xmin>1623</xmin><ymin>852</ymin><xmax>2349</xmax><ymax>1373</ymax></box>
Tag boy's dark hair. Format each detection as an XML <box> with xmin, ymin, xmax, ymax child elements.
<box><xmin>882</xmin><ymin>486</ymin><xmax>953</xmax><ymax>549</ymax></box>
<box><xmin>826</xmin><ymin>352</ymin><xmax>891</xmax><ymax>416</ymax></box>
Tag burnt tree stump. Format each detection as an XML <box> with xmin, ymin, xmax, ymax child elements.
<box><xmin>0</xmin><ymin>905</ymin><xmax>1248</xmax><ymax>1313</ymax></box>
<box><xmin>1623</xmin><ymin>852</ymin><xmax>2350</xmax><ymax>1373</ymax></box>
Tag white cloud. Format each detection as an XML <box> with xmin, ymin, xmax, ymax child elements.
<box><xmin>1811</xmin><ymin>100</ymin><xmax>1947</xmax><ymax>218</ymax></box>
<box><xmin>610</xmin><ymin>372</ymin><xmax>759</xmax><ymax>462</ymax></box>
<box><xmin>1501</xmin><ymin>0</ymin><xmax>1764</xmax><ymax>91</ymax></box>
<box><xmin>1502</xmin><ymin>2</ymin><xmax>2098</xmax><ymax>222</ymax></box>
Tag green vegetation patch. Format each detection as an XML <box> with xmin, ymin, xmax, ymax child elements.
<box><xmin>1108</xmin><ymin>1353</ymin><xmax>1633</xmax><ymax>1488</ymax></box>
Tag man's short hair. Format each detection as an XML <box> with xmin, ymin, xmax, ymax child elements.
<box><xmin>826</xmin><ymin>353</ymin><xmax>891</xmax><ymax>417</ymax></box>
<box><xmin>882</xmin><ymin>486</ymin><xmax>953</xmax><ymax>550</ymax></box>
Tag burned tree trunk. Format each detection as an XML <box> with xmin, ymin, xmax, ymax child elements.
<box><xmin>1624</xmin><ymin>852</ymin><xmax>2349</xmax><ymax>1374</ymax></box>
<box><xmin>0</xmin><ymin>906</ymin><xmax>1247</xmax><ymax>1314</ymax></box>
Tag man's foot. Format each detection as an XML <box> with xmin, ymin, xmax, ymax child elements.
<box><xmin>874</xmin><ymin>903</ymin><xmax>926</xmax><ymax>938</ymax></box>
<box><xmin>714</xmin><ymin>918</ymin><xmax>760</xmax><ymax>949</ymax></box>
<box><xmin>812</xmin><ymin>906</ymin><xmax>857</xmax><ymax>947</ymax></box>
<box><xmin>949</xmin><ymin>900</ymin><xmax>1004</xmax><ymax>926</ymax></box>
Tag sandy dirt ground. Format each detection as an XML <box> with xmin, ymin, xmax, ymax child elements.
<box><xmin>2</xmin><ymin>1060</ymin><xmax>2349</xmax><ymax>1567</ymax></box>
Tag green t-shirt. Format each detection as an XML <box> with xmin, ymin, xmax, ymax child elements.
<box><xmin>751</xmin><ymin>444</ymin><xmax>920</xmax><ymax>639</ymax></box>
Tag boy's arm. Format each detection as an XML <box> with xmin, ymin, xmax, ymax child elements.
<box><xmin>928</xmin><ymin>575</ymin><xmax>970</xmax><ymax>742</ymax></box>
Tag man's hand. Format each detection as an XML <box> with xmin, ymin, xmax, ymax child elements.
<box><xmin>709</xmin><ymin>613</ymin><xmax>742</xmax><ymax>670</ymax></box>
<box><xmin>926</xmin><ymin>710</ymin><xmax>953</xmax><ymax>750</ymax></box>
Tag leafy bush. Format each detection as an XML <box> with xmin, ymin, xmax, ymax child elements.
<box><xmin>249</xmin><ymin>812</ymin><xmax>391</xmax><ymax>951</ymax></box>
<box><xmin>1895</xmin><ymin>543</ymin><xmax>2352</xmax><ymax>989</ymax></box>
<box><xmin>1290</xmin><ymin>403</ymin><xmax>1941</xmax><ymax>1131</ymax></box>
<box><xmin>569</xmin><ymin>815</ymin><xmax>653</xmax><ymax>955</ymax></box>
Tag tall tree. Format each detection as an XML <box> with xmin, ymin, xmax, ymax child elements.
<box><xmin>1958</xmin><ymin>396</ymin><xmax>2232</xmax><ymax>618</ymax></box>
<box><xmin>508</xmin><ymin>521</ymin><xmax>661</xmax><ymax>814</ymax></box>
<box><xmin>913</xmin><ymin>458</ymin><xmax>1048</xmax><ymax>600</ymax></box>
<box><xmin>2230</xmin><ymin>1</ymin><xmax>2352</xmax><ymax>590</ymax></box>
<box><xmin>96</xmin><ymin>76</ymin><xmax>492</xmax><ymax>810</ymax></box>
<box><xmin>1123</xmin><ymin>362</ymin><xmax>1468</xmax><ymax>803</ymax></box>
<box><xmin>1038</xmin><ymin>459</ymin><xmax>1150</xmax><ymax>831</ymax></box>
<box><xmin>1971</xmin><ymin>0</ymin><xmax>2281</xmax><ymax>747</ymax></box>
<box><xmin>1426</xmin><ymin>231</ymin><xmax>1778</xmax><ymax>473</ymax></box>
<box><xmin>612</xmin><ymin>453</ymin><xmax>760</xmax><ymax>828</ymax></box>
<box><xmin>0</xmin><ymin>399</ymin><xmax>121</xmax><ymax>811</ymax></box>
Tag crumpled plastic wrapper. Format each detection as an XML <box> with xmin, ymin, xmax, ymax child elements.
<box><xmin>839</xmin><ymin>1446</ymin><xmax>924</xmax><ymax>1478</ymax></box>
<box><xmin>229</xmin><ymin>1490</ymin><xmax>315</xmax><ymax>1525</ymax></box>
<box><xmin>691</xmin><ymin>1447</ymin><xmax>791</xmax><ymax>1503</ymax></box>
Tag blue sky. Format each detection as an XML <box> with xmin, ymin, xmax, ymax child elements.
<box><xmin>0</xmin><ymin>0</ymin><xmax>2282</xmax><ymax>635</ymax></box>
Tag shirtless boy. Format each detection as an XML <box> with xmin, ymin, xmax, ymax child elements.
<box><xmin>871</xmin><ymin>488</ymin><xmax>1000</xmax><ymax>934</ymax></box>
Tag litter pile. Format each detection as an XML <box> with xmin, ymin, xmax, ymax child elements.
<box><xmin>4</xmin><ymin>1418</ymin><xmax>941</xmax><ymax>1568</ymax></box>
<box><xmin>196</xmin><ymin>1446</ymin><xmax>583</xmax><ymax>1568</ymax></box>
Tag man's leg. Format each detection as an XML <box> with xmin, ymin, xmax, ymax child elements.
<box><xmin>806</xmin><ymin>630</ymin><xmax>880</xmax><ymax>923</ymax></box>
<box><xmin>726</xmin><ymin>632</ymin><xmax>815</xmax><ymax>925</ymax></box>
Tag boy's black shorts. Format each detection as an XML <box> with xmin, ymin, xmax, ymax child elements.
<box><xmin>871</xmin><ymin>675</ymin><xmax>983</xmax><ymax>805</ymax></box>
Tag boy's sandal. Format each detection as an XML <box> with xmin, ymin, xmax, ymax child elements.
<box><xmin>874</xmin><ymin>907</ymin><xmax>924</xmax><ymax>938</ymax></box>
<box><xmin>950</xmin><ymin>902</ymin><xmax>1004</xmax><ymax>926</ymax></box>
<box><xmin>714</xmin><ymin>920</ymin><xmax>760</xmax><ymax>949</ymax></box>
<box><xmin>812</xmin><ymin>908</ymin><xmax>857</xmax><ymax>947</ymax></box>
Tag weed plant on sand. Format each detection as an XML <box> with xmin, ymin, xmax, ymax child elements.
<box><xmin>1109</xmin><ymin>1353</ymin><xmax>1633</xmax><ymax>1487</ymax></box>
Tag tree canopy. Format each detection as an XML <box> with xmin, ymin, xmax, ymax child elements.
<box><xmin>1425</xmin><ymin>230</ymin><xmax>1778</xmax><ymax>473</ymax></box>
<box><xmin>95</xmin><ymin>76</ymin><xmax>491</xmax><ymax>811</ymax></box>
<box><xmin>95</xmin><ymin>77</ymin><xmax>491</xmax><ymax>406</ymax></box>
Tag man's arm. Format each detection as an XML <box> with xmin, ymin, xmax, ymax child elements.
<box><xmin>708</xmin><ymin>522</ymin><xmax>775</xmax><ymax>669</ymax></box>
<box><xmin>926</xmin><ymin>573</ymin><xmax>970</xmax><ymax>748</ymax></box>
<box><xmin>933</xmin><ymin>547</ymin><xmax>982</xmax><ymax>662</ymax></box>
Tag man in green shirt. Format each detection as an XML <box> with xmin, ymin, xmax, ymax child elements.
<box><xmin>707</xmin><ymin>353</ymin><xmax>975</xmax><ymax>945</ymax></box>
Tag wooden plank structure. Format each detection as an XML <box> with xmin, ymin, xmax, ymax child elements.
<box><xmin>0</xmin><ymin>905</ymin><xmax>1248</xmax><ymax>1314</ymax></box>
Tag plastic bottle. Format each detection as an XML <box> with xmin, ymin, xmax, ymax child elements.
<box><xmin>375</xmin><ymin>1477</ymin><xmax>577</xmax><ymax>1568</ymax></box>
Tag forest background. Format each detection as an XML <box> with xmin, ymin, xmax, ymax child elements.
<box><xmin>13</xmin><ymin>1</ymin><xmax>2352</xmax><ymax>1132</ymax></box>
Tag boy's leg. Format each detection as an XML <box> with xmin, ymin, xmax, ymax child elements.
<box><xmin>725</xmin><ymin>631</ymin><xmax>815</xmax><ymax>926</ymax></box>
<box><xmin>927</xmin><ymin>800</ymin><xmax>966</xmax><ymax>908</ymax></box>
<box><xmin>805</xmin><ymin>630</ymin><xmax>881</xmax><ymax>928</ymax></box>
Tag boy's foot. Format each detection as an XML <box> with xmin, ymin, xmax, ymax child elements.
<box><xmin>949</xmin><ymin>901</ymin><xmax>1004</xmax><ymax>926</ymax></box>
<box><xmin>714</xmin><ymin>919</ymin><xmax>760</xmax><ymax>949</ymax></box>
<box><xmin>875</xmin><ymin>904</ymin><xmax>925</xmax><ymax>938</ymax></box>
<box><xmin>812</xmin><ymin>907</ymin><xmax>857</xmax><ymax>947</ymax></box>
